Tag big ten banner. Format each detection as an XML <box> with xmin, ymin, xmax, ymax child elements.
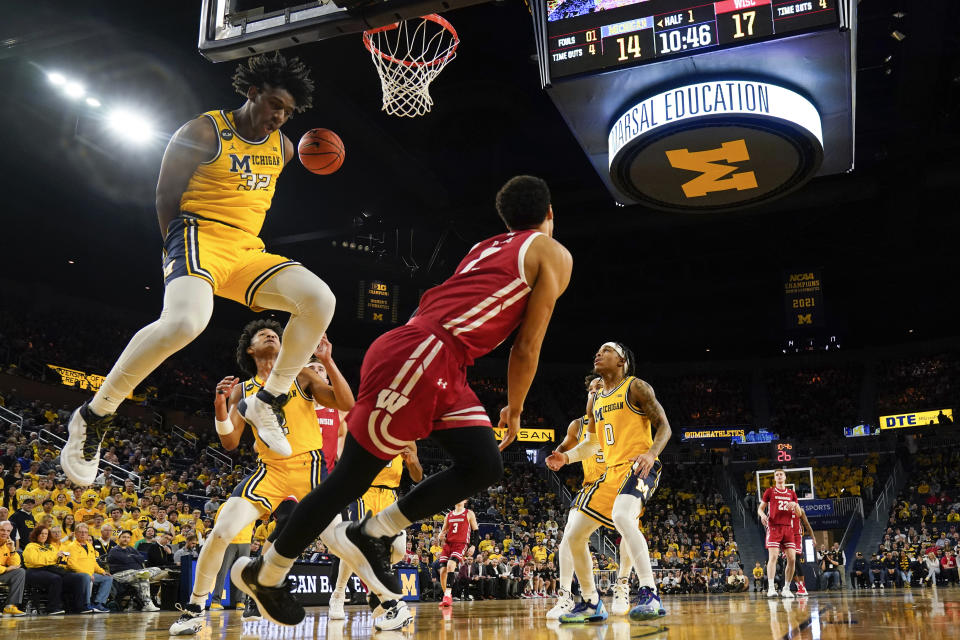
<box><xmin>357</xmin><ymin>279</ymin><xmax>400</xmax><ymax>324</ymax></box>
<box><xmin>47</xmin><ymin>364</ymin><xmax>145</xmax><ymax>401</ymax></box>
<box><xmin>492</xmin><ymin>427</ymin><xmax>556</xmax><ymax>443</ymax></box>
<box><xmin>879</xmin><ymin>408</ymin><xmax>954</xmax><ymax>430</ymax></box>
<box><xmin>783</xmin><ymin>270</ymin><xmax>824</xmax><ymax>329</ymax></box>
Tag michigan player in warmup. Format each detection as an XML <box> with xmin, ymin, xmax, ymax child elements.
<box><xmin>169</xmin><ymin>321</ymin><xmax>353</xmax><ymax>635</ymax></box>
<box><xmin>232</xmin><ymin>175</ymin><xmax>573</xmax><ymax>630</ymax></box>
<box><xmin>549</xmin><ymin>375</ymin><xmax>635</xmax><ymax>618</ymax></box>
<box><xmin>758</xmin><ymin>469</ymin><xmax>800</xmax><ymax>598</ymax></box>
<box><xmin>438</xmin><ymin>499</ymin><xmax>479</xmax><ymax>607</ymax></box>
<box><xmin>328</xmin><ymin>445</ymin><xmax>423</xmax><ymax>619</ymax></box>
<box><xmin>546</xmin><ymin>342</ymin><xmax>671</xmax><ymax>623</ymax></box>
<box><xmin>61</xmin><ymin>53</ymin><xmax>337</xmax><ymax>487</ymax></box>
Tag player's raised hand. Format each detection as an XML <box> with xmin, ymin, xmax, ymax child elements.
<box><xmin>545</xmin><ymin>450</ymin><xmax>568</xmax><ymax>471</ymax></box>
<box><xmin>314</xmin><ymin>333</ymin><xmax>333</xmax><ymax>363</ymax></box>
<box><xmin>498</xmin><ymin>406</ymin><xmax>522</xmax><ymax>451</ymax></box>
<box><xmin>214</xmin><ymin>376</ymin><xmax>239</xmax><ymax>411</ymax></box>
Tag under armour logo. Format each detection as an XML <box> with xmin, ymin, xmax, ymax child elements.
<box><xmin>437</xmin><ymin>378</ymin><xmax>448</xmax><ymax>389</ymax></box>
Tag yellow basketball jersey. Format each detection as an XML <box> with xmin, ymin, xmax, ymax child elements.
<box><xmin>592</xmin><ymin>376</ymin><xmax>654</xmax><ymax>468</ymax></box>
<box><xmin>578</xmin><ymin>415</ymin><xmax>606</xmax><ymax>485</ymax></box>
<box><xmin>242</xmin><ymin>376</ymin><xmax>322</xmax><ymax>462</ymax></box>
<box><xmin>179</xmin><ymin>110</ymin><xmax>285</xmax><ymax>236</ymax></box>
<box><xmin>371</xmin><ymin>455</ymin><xmax>403</xmax><ymax>489</ymax></box>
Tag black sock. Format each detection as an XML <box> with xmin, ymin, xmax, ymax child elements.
<box><xmin>272</xmin><ymin>435</ymin><xmax>385</xmax><ymax>558</ymax></box>
<box><xmin>394</xmin><ymin>426</ymin><xmax>503</xmax><ymax>523</ymax></box>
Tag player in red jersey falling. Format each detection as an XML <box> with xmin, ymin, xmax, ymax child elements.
<box><xmin>438</xmin><ymin>499</ymin><xmax>478</xmax><ymax>606</ymax></box>
<box><xmin>231</xmin><ymin>175</ymin><xmax>573</xmax><ymax>629</ymax></box>
<box><xmin>758</xmin><ymin>469</ymin><xmax>800</xmax><ymax>598</ymax></box>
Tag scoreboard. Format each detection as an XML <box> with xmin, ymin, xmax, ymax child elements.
<box><xmin>546</xmin><ymin>0</ymin><xmax>839</xmax><ymax>78</ymax></box>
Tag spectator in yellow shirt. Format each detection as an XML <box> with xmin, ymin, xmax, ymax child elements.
<box><xmin>0</xmin><ymin>521</ymin><xmax>26</xmax><ymax>616</ymax></box>
<box><xmin>532</xmin><ymin>544</ymin><xmax>547</xmax><ymax>563</ymax></box>
<box><xmin>23</xmin><ymin>525</ymin><xmax>86</xmax><ymax>613</ymax></box>
<box><xmin>67</xmin><ymin>523</ymin><xmax>113</xmax><ymax>612</ymax></box>
<box><xmin>74</xmin><ymin>498</ymin><xmax>102</xmax><ymax>524</ymax></box>
<box><xmin>478</xmin><ymin>534</ymin><xmax>495</xmax><ymax>554</ymax></box>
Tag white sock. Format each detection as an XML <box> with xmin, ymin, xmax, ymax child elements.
<box><xmin>362</xmin><ymin>503</ymin><xmax>412</xmax><ymax>539</ymax></box>
<box><xmin>259</xmin><ymin>546</ymin><xmax>296</xmax><ymax>587</ymax></box>
<box><xmin>444</xmin><ymin>588</ymin><xmax>452</xmax><ymax>596</ymax></box>
<box><xmin>251</xmin><ymin>267</ymin><xmax>335</xmax><ymax>398</ymax></box>
<box><xmin>89</xmin><ymin>277</ymin><xmax>213</xmax><ymax>416</ymax></box>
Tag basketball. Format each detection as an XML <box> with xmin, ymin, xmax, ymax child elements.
<box><xmin>298</xmin><ymin>128</ymin><xmax>344</xmax><ymax>175</ymax></box>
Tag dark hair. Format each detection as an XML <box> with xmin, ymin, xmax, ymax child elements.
<box><xmin>495</xmin><ymin>175</ymin><xmax>551</xmax><ymax>230</ymax></box>
<box><xmin>232</xmin><ymin>52</ymin><xmax>314</xmax><ymax>113</ymax></box>
<box><xmin>583</xmin><ymin>375</ymin><xmax>599</xmax><ymax>390</ymax></box>
<box><xmin>29</xmin><ymin>526</ymin><xmax>50</xmax><ymax>544</ymax></box>
<box><xmin>236</xmin><ymin>319</ymin><xmax>285</xmax><ymax>376</ymax></box>
<box><xmin>119</xmin><ymin>530</ymin><xmax>133</xmax><ymax>537</ymax></box>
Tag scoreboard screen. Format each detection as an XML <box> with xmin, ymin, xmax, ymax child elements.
<box><xmin>544</xmin><ymin>0</ymin><xmax>839</xmax><ymax>78</ymax></box>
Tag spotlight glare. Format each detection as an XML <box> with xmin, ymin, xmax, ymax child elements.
<box><xmin>108</xmin><ymin>109</ymin><xmax>153</xmax><ymax>143</ymax></box>
<box><xmin>48</xmin><ymin>72</ymin><xmax>66</xmax><ymax>86</ymax></box>
<box><xmin>85</xmin><ymin>97</ymin><xmax>101</xmax><ymax>108</ymax></box>
<box><xmin>64</xmin><ymin>82</ymin><xmax>85</xmax><ymax>99</ymax></box>
<box><xmin>891</xmin><ymin>30</ymin><xmax>906</xmax><ymax>42</ymax></box>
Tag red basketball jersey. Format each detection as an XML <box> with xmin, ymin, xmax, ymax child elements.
<box><xmin>315</xmin><ymin>407</ymin><xmax>339</xmax><ymax>473</ymax></box>
<box><xmin>414</xmin><ymin>230</ymin><xmax>543</xmax><ymax>363</ymax></box>
<box><xmin>445</xmin><ymin>509</ymin><xmax>471</xmax><ymax>544</ymax></box>
<box><xmin>763</xmin><ymin>487</ymin><xmax>798</xmax><ymax>527</ymax></box>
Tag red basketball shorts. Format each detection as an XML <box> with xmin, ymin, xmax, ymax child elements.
<box><xmin>347</xmin><ymin>324</ymin><xmax>493</xmax><ymax>460</ymax></box>
<box><xmin>766</xmin><ymin>523</ymin><xmax>796</xmax><ymax>550</ymax></box>
<box><xmin>439</xmin><ymin>541</ymin><xmax>469</xmax><ymax>564</ymax></box>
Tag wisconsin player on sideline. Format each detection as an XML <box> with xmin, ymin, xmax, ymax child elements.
<box><xmin>232</xmin><ymin>175</ymin><xmax>573</xmax><ymax>630</ymax></box>
<box><xmin>61</xmin><ymin>53</ymin><xmax>336</xmax><ymax>487</ymax></box>
<box><xmin>546</xmin><ymin>342</ymin><xmax>671</xmax><ymax>623</ymax></box>
<box><xmin>758</xmin><ymin>469</ymin><xmax>800</xmax><ymax>598</ymax></box>
<box><xmin>548</xmin><ymin>375</ymin><xmax>635</xmax><ymax>619</ymax></box>
<box><xmin>438</xmin><ymin>499</ymin><xmax>479</xmax><ymax>607</ymax></box>
<box><xmin>168</xmin><ymin>321</ymin><xmax>353</xmax><ymax>635</ymax></box>
<box><xmin>328</xmin><ymin>445</ymin><xmax>423</xmax><ymax>620</ymax></box>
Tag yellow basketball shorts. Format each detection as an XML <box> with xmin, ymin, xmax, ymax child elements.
<box><xmin>162</xmin><ymin>213</ymin><xmax>300</xmax><ymax>310</ymax></box>
<box><xmin>231</xmin><ymin>450</ymin><xmax>325</xmax><ymax>515</ymax></box>
<box><xmin>347</xmin><ymin>486</ymin><xmax>398</xmax><ymax>520</ymax></box>
<box><xmin>572</xmin><ymin>460</ymin><xmax>662</xmax><ymax>529</ymax></box>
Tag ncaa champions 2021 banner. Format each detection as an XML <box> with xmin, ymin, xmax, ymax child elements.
<box><xmin>783</xmin><ymin>269</ymin><xmax>824</xmax><ymax>329</ymax></box>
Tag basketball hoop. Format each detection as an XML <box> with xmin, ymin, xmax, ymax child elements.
<box><xmin>363</xmin><ymin>14</ymin><xmax>459</xmax><ymax>118</ymax></box>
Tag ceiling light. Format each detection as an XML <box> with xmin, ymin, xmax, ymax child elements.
<box><xmin>47</xmin><ymin>72</ymin><xmax>66</xmax><ymax>86</ymax></box>
<box><xmin>107</xmin><ymin>109</ymin><xmax>154</xmax><ymax>142</ymax></box>
<box><xmin>891</xmin><ymin>30</ymin><xmax>906</xmax><ymax>42</ymax></box>
<box><xmin>85</xmin><ymin>97</ymin><xmax>101</xmax><ymax>108</ymax></box>
<box><xmin>64</xmin><ymin>82</ymin><xmax>85</xmax><ymax>99</ymax></box>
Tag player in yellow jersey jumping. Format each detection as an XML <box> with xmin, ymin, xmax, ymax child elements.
<box><xmin>169</xmin><ymin>320</ymin><xmax>354</xmax><ymax>635</ymax></box>
<box><xmin>328</xmin><ymin>446</ymin><xmax>423</xmax><ymax>620</ymax></box>
<box><xmin>547</xmin><ymin>342</ymin><xmax>672</xmax><ymax>623</ymax></box>
<box><xmin>62</xmin><ymin>53</ymin><xmax>337</xmax><ymax>487</ymax></box>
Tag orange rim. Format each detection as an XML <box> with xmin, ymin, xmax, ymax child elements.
<box><xmin>363</xmin><ymin>13</ymin><xmax>459</xmax><ymax>68</ymax></box>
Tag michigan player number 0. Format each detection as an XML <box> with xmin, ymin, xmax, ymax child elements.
<box><xmin>603</xmin><ymin>422</ymin><xmax>615</xmax><ymax>445</ymax></box>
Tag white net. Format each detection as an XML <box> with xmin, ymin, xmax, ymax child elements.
<box><xmin>363</xmin><ymin>14</ymin><xmax>459</xmax><ymax>118</ymax></box>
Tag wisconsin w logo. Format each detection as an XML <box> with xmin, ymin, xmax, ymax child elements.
<box><xmin>665</xmin><ymin>139</ymin><xmax>758</xmax><ymax>198</ymax></box>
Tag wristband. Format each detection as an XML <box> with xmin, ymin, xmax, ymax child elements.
<box><xmin>215</xmin><ymin>418</ymin><xmax>234</xmax><ymax>435</ymax></box>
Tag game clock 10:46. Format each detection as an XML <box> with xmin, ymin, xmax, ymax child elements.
<box><xmin>542</xmin><ymin>0</ymin><xmax>839</xmax><ymax>79</ymax></box>
<box><xmin>775</xmin><ymin>441</ymin><xmax>795</xmax><ymax>463</ymax></box>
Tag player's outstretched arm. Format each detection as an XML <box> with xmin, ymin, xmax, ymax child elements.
<box><xmin>302</xmin><ymin>335</ymin><xmax>355</xmax><ymax>411</ymax></box>
<box><xmin>402</xmin><ymin>443</ymin><xmax>424</xmax><ymax>483</ymax></box>
<box><xmin>628</xmin><ymin>378</ymin><xmax>672</xmax><ymax>479</ymax></box>
<box><xmin>468</xmin><ymin>509</ymin><xmax>480</xmax><ymax>532</ymax></box>
<box><xmin>155</xmin><ymin>117</ymin><xmax>219</xmax><ymax>239</ymax></box>
<box><xmin>556</xmin><ymin>417</ymin><xmax>583</xmax><ymax>453</ymax></box>
<box><xmin>499</xmin><ymin>237</ymin><xmax>573</xmax><ymax>450</ymax></box>
<box><xmin>217</xmin><ymin>379</ymin><xmax>247</xmax><ymax>451</ymax></box>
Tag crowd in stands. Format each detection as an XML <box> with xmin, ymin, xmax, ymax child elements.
<box><xmin>876</xmin><ymin>353</ymin><xmax>960</xmax><ymax>417</ymax></box>
<box><xmin>864</xmin><ymin>448</ymin><xmax>960</xmax><ymax>589</ymax></box>
<box><xmin>743</xmin><ymin>452</ymin><xmax>882</xmax><ymax>506</ymax></box>
<box><xmin>766</xmin><ymin>366</ymin><xmax>861</xmax><ymax>441</ymax></box>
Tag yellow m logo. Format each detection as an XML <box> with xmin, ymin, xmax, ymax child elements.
<box><xmin>797</xmin><ymin>314</ymin><xmax>813</xmax><ymax>325</ymax></box>
<box><xmin>373</xmin><ymin>313</ymin><xmax>384</xmax><ymax>321</ymax></box>
<box><xmin>400</xmin><ymin>572</ymin><xmax>418</xmax><ymax>597</ymax></box>
<box><xmin>664</xmin><ymin>139</ymin><xmax>759</xmax><ymax>198</ymax></box>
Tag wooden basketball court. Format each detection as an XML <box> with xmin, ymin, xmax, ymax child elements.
<box><xmin>6</xmin><ymin>590</ymin><xmax>958</xmax><ymax>639</ymax></box>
